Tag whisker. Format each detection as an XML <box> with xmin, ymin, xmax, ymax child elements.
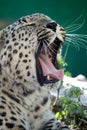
<box><xmin>69</xmin><ymin>14</ymin><xmax>83</xmax><ymax>25</ymax></box>
<box><xmin>63</xmin><ymin>43</ymin><xmax>70</xmax><ymax>61</ymax></box>
<box><xmin>65</xmin><ymin>20</ymin><xmax>85</xmax><ymax>33</ymax></box>
<box><xmin>44</xmin><ymin>39</ymin><xmax>58</xmax><ymax>55</ymax></box>
<box><xmin>43</xmin><ymin>40</ymin><xmax>48</xmax><ymax>55</ymax></box>
<box><xmin>66</xmin><ymin>34</ymin><xmax>87</xmax><ymax>44</ymax></box>
<box><xmin>49</xmin><ymin>44</ymin><xmax>58</xmax><ymax>54</ymax></box>
<box><xmin>64</xmin><ymin>14</ymin><xmax>83</xmax><ymax>29</ymax></box>
<box><xmin>65</xmin><ymin>23</ymin><xmax>81</xmax><ymax>29</ymax></box>
<box><xmin>66</xmin><ymin>34</ymin><xmax>87</xmax><ymax>38</ymax></box>
<box><xmin>65</xmin><ymin>37</ymin><xmax>79</xmax><ymax>50</ymax></box>
<box><xmin>63</xmin><ymin>15</ymin><xmax>87</xmax><ymax>59</ymax></box>
<box><xmin>64</xmin><ymin>14</ymin><xmax>85</xmax><ymax>34</ymax></box>
<box><xmin>65</xmin><ymin>34</ymin><xmax>87</xmax><ymax>50</ymax></box>
<box><xmin>65</xmin><ymin>37</ymin><xmax>80</xmax><ymax>50</ymax></box>
<box><xmin>66</xmin><ymin>37</ymin><xmax>85</xmax><ymax>49</ymax></box>
<box><xmin>36</xmin><ymin>41</ymin><xmax>40</xmax><ymax>53</ymax></box>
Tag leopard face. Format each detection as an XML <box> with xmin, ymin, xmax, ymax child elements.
<box><xmin>0</xmin><ymin>13</ymin><xmax>65</xmax><ymax>88</ymax></box>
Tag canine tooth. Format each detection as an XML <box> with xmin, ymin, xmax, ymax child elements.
<box><xmin>47</xmin><ymin>75</ymin><xmax>50</xmax><ymax>80</ymax></box>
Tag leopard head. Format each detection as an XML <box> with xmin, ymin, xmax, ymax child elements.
<box><xmin>0</xmin><ymin>13</ymin><xmax>66</xmax><ymax>87</ymax></box>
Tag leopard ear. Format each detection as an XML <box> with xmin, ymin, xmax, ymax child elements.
<box><xmin>15</xmin><ymin>17</ymin><xmax>36</xmax><ymax>31</ymax></box>
<box><xmin>0</xmin><ymin>29</ymin><xmax>4</xmax><ymax>51</ymax></box>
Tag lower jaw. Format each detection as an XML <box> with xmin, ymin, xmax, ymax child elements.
<box><xmin>41</xmin><ymin>75</ymin><xmax>59</xmax><ymax>85</ymax></box>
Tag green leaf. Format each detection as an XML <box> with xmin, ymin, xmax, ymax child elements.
<box><xmin>55</xmin><ymin>112</ymin><xmax>62</xmax><ymax>120</ymax></box>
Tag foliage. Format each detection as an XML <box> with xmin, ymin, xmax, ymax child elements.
<box><xmin>64</xmin><ymin>71</ymin><xmax>72</xmax><ymax>77</ymax></box>
<box><xmin>58</xmin><ymin>56</ymin><xmax>67</xmax><ymax>69</ymax></box>
<box><xmin>58</xmin><ymin>56</ymin><xmax>72</xmax><ymax>77</ymax></box>
<box><xmin>57</xmin><ymin>56</ymin><xmax>87</xmax><ymax>129</ymax></box>
<box><xmin>55</xmin><ymin>86</ymin><xmax>87</xmax><ymax>128</ymax></box>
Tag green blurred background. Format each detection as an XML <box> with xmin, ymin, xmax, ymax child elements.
<box><xmin>0</xmin><ymin>0</ymin><xmax>87</xmax><ymax>77</ymax></box>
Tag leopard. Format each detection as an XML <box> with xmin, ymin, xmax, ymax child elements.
<box><xmin>0</xmin><ymin>13</ymin><xmax>70</xmax><ymax>130</ymax></box>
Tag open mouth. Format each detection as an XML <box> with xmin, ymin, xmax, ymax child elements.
<box><xmin>35</xmin><ymin>37</ymin><xmax>64</xmax><ymax>86</ymax></box>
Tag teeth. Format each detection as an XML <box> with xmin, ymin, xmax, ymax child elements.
<box><xmin>47</xmin><ymin>75</ymin><xmax>51</xmax><ymax>80</ymax></box>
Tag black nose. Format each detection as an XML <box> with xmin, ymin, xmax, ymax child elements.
<box><xmin>46</xmin><ymin>22</ymin><xmax>57</xmax><ymax>32</ymax></box>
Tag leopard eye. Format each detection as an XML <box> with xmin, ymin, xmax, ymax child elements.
<box><xmin>46</xmin><ymin>22</ymin><xmax>57</xmax><ymax>32</ymax></box>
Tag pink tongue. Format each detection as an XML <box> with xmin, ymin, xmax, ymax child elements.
<box><xmin>39</xmin><ymin>53</ymin><xmax>64</xmax><ymax>80</ymax></box>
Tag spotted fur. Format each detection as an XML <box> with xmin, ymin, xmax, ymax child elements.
<box><xmin>0</xmin><ymin>13</ymin><xmax>69</xmax><ymax>130</ymax></box>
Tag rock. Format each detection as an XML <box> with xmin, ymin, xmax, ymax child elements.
<box><xmin>63</xmin><ymin>75</ymin><xmax>87</xmax><ymax>107</ymax></box>
<box><xmin>50</xmin><ymin>75</ymin><xmax>87</xmax><ymax>108</ymax></box>
<box><xmin>74</xmin><ymin>74</ymin><xmax>87</xmax><ymax>81</ymax></box>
